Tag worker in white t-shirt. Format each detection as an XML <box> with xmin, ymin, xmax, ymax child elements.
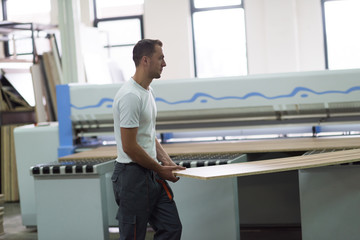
<box><xmin>112</xmin><ymin>39</ymin><xmax>185</xmax><ymax>240</ymax></box>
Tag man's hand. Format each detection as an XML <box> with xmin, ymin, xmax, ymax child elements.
<box><xmin>157</xmin><ymin>165</ymin><xmax>186</xmax><ymax>183</ymax></box>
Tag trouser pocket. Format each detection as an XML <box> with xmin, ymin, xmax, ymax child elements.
<box><xmin>114</xmin><ymin>163</ymin><xmax>149</xmax><ymax>214</ymax></box>
<box><xmin>111</xmin><ymin>162</ymin><xmax>126</xmax><ymax>206</ymax></box>
<box><xmin>118</xmin><ymin>214</ymin><xmax>137</xmax><ymax>240</ymax></box>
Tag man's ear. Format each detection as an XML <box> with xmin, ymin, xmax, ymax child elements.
<box><xmin>142</xmin><ymin>56</ymin><xmax>149</xmax><ymax>66</ymax></box>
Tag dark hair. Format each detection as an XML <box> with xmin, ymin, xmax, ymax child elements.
<box><xmin>132</xmin><ymin>39</ymin><xmax>163</xmax><ymax>67</ymax></box>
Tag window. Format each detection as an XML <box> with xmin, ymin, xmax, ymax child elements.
<box><xmin>1</xmin><ymin>0</ymin><xmax>53</xmax><ymax>61</ymax></box>
<box><xmin>322</xmin><ymin>0</ymin><xmax>360</xmax><ymax>70</ymax></box>
<box><xmin>95</xmin><ymin>0</ymin><xmax>143</xmax><ymax>18</ymax></box>
<box><xmin>191</xmin><ymin>0</ymin><xmax>247</xmax><ymax>78</ymax></box>
<box><xmin>94</xmin><ymin>0</ymin><xmax>144</xmax><ymax>81</ymax></box>
<box><xmin>4</xmin><ymin>0</ymin><xmax>51</xmax><ymax>24</ymax></box>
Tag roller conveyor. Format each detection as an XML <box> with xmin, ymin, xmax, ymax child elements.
<box><xmin>30</xmin><ymin>152</ymin><xmax>246</xmax><ymax>176</ymax></box>
<box><xmin>171</xmin><ymin>152</ymin><xmax>247</xmax><ymax>168</ymax></box>
<box><xmin>30</xmin><ymin>159</ymin><xmax>115</xmax><ymax>176</ymax></box>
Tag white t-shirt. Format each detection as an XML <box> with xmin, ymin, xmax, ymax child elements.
<box><xmin>113</xmin><ymin>78</ymin><xmax>157</xmax><ymax>163</ymax></box>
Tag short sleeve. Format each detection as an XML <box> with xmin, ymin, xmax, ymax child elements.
<box><xmin>119</xmin><ymin>93</ymin><xmax>141</xmax><ymax>128</ymax></box>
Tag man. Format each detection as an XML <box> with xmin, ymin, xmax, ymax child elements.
<box><xmin>112</xmin><ymin>39</ymin><xmax>186</xmax><ymax>240</ymax></box>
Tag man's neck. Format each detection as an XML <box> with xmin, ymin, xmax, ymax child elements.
<box><xmin>132</xmin><ymin>73</ymin><xmax>152</xmax><ymax>90</ymax></box>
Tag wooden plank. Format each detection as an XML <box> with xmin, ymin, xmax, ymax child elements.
<box><xmin>30</xmin><ymin>64</ymin><xmax>48</xmax><ymax>122</ymax></box>
<box><xmin>58</xmin><ymin>137</ymin><xmax>360</xmax><ymax>162</ymax></box>
<box><xmin>57</xmin><ymin>139</ymin><xmax>360</xmax><ymax>182</ymax></box>
<box><xmin>38</xmin><ymin>55</ymin><xmax>56</xmax><ymax>121</ymax></box>
<box><xmin>59</xmin><ymin>146</ymin><xmax>117</xmax><ymax>162</ymax></box>
<box><xmin>48</xmin><ymin>34</ymin><xmax>63</xmax><ymax>85</ymax></box>
<box><xmin>0</xmin><ymin>80</ymin><xmax>11</xmax><ymax>111</ymax></box>
<box><xmin>174</xmin><ymin>149</ymin><xmax>360</xmax><ymax>180</ymax></box>
<box><xmin>163</xmin><ymin>137</ymin><xmax>360</xmax><ymax>155</ymax></box>
<box><xmin>0</xmin><ymin>81</ymin><xmax>9</xmax><ymax>111</ymax></box>
<box><xmin>0</xmin><ymin>125</ymin><xmax>20</xmax><ymax>201</ymax></box>
<box><xmin>42</xmin><ymin>52</ymin><xmax>59</xmax><ymax>120</ymax></box>
<box><xmin>1</xmin><ymin>126</ymin><xmax>9</xmax><ymax>197</ymax></box>
<box><xmin>9</xmin><ymin>125</ymin><xmax>19</xmax><ymax>201</ymax></box>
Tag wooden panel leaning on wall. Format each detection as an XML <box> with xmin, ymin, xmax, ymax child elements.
<box><xmin>0</xmin><ymin>70</ymin><xmax>35</xmax><ymax>201</ymax></box>
<box><xmin>1</xmin><ymin>125</ymin><xmax>21</xmax><ymax>202</ymax></box>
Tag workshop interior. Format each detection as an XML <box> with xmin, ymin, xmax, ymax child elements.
<box><xmin>1</xmin><ymin>0</ymin><xmax>360</xmax><ymax>240</ymax></box>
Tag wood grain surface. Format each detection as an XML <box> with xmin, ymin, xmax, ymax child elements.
<box><xmin>59</xmin><ymin>136</ymin><xmax>360</xmax><ymax>161</ymax></box>
<box><xmin>163</xmin><ymin>137</ymin><xmax>360</xmax><ymax>155</ymax></box>
<box><xmin>58</xmin><ymin>137</ymin><xmax>360</xmax><ymax>180</ymax></box>
<box><xmin>173</xmin><ymin>148</ymin><xmax>360</xmax><ymax>180</ymax></box>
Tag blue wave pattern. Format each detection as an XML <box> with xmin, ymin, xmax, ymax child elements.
<box><xmin>70</xmin><ymin>86</ymin><xmax>360</xmax><ymax>109</ymax></box>
<box><xmin>155</xmin><ymin>86</ymin><xmax>360</xmax><ymax>105</ymax></box>
<box><xmin>70</xmin><ymin>98</ymin><xmax>114</xmax><ymax>110</ymax></box>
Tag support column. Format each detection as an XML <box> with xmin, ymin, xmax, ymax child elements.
<box><xmin>57</xmin><ymin>0</ymin><xmax>85</xmax><ymax>83</ymax></box>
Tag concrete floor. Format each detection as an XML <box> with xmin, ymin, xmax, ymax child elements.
<box><xmin>0</xmin><ymin>202</ymin><xmax>301</xmax><ymax>240</ymax></box>
<box><xmin>1</xmin><ymin>202</ymin><xmax>37</xmax><ymax>240</ymax></box>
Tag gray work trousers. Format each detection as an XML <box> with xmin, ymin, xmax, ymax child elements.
<box><xmin>111</xmin><ymin>162</ymin><xmax>182</xmax><ymax>240</ymax></box>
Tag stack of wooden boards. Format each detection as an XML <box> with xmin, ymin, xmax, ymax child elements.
<box><xmin>0</xmin><ymin>125</ymin><xmax>20</xmax><ymax>201</ymax></box>
<box><xmin>175</xmin><ymin>148</ymin><xmax>360</xmax><ymax>179</ymax></box>
<box><xmin>0</xmin><ymin>71</ymin><xmax>34</xmax><ymax>202</ymax></box>
<box><xmin>59</xmin><ymin>136</ymin><xmax>360</xmax><ymax>180</ymax></box>
<box><xmin>167</xmin><ymin>137</ymin><xmax>360</xmax><ymax>179</ymax></box>
<box><xmin>162</xmin><ymin>137</ymin><xmax>360</xmax><ymax>155</ymax></box>
<box><xmin>30</xmin><ymin>34</ymin><xmax>62</xmax><ymax>123</ymax></box>
<box><xmin>0</xmin><ymin>34</ymin><xmax>61</xmax><ymax>201</ymax></box>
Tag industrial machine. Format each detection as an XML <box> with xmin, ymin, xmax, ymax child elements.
<box><xmin>58</xmin><ymin>68</ymin><xmax>360</xmax><ymax>155</ymax></box>
<box><xmin>14</xmin><ymin>68</ymin><xmax>360</xmax><ymax>239</ymax></box>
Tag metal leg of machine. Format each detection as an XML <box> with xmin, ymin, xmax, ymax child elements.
<box><xmin>169</xmin><ymin>177</ymin><xmax>240</xmax><ymax>240</ymax></box>
<box><xmin>299</xmin><ymin>165</ymin><xmax>360</xmax><ymax>240</ymax></box>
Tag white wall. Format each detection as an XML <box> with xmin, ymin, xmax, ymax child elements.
<box><xmin>144</xmin><ymin>0</ymin><xmax>195</xmax><ymax>80</ymax></box>
<box><xmin>296</xmin><ymin>0</ymin><xmax>325</xmax><ymax>71</ymax></box>
<box><xmin>0</xmin><ymin>0</ymin><xmax>326</xmax><ymax>81</ymax></box>
<box><xmin>245</xmin><ymin>0</ymin><xmax>325</xmax><ymax>75</ymax></box>
<box><xmin>142</xmin><ymin>0</ymin><xmax>325</xmax><ymax>78</ymax></box>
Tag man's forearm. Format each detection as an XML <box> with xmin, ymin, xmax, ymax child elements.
<box><xmin>120</xmin><ymin>128</ymin><xmax>184</xmax><ymax>182</ymax></box>
<box><xmin>126</xmin><ymin>142</ymin><xmax>185</xmax><ymax>182</ymax></box>
<box><xmin>156</xmin><ymin>139</ymin><xmax>176</xmax><ymax>166</ymax></box>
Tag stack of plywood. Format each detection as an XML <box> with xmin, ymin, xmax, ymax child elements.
<box><xmin>174</xmin><ymin>148</ymin><xmax>360</xmax><ymax>180</ymax></box>
<box><xmin>0</xmin><ymin>34</ymin><xmax>61</xmax><ymax>202</ymax></box>
<box><xmin>30</xmin><ymin>33</ymin><xmax>62</xmax><ymax>123</ymax></box>
<box><xmin>0</xmin><ymin>72</ymin><xmax>34</xmax><ymax>202</ymax></box>
<box><xmin>0</xmin><ymin>194</ymin><xmax>4</xmax><ymax>235</ymax></box>
<box><xmin>30</xmin><ymin>50</ymin><xmax>62</xmax><ymax>123</ymax></box>
<box><xmin>163</xmin><ymin>137</ymin><xmax>360</xmax><ymax>155</ymax></box>
<box><xmin>1</xmin><ymin>125</ymin><xmax>20</xmax><ymax>201</ymax></box>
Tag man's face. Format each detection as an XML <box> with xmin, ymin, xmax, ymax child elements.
<box><xmin>149</xmin><ymin>45</ymin><xmax>166</xmax><ymax>79</ymax></box>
